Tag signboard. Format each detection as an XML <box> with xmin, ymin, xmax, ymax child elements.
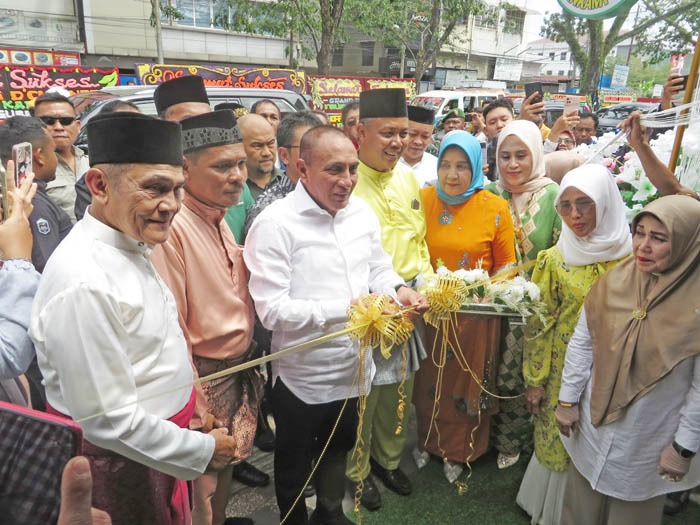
<box><xmin>0</xmin><ymin>66</ymin><xmax>119</xmax><ymax>119</ymax></box>
<box><xmin>0</xmin><ymin>9</ymin><xmax>82</xmax><ymax>50</ymax></box>
<box><xmin>0</xmin><ymin>48</ymin><xmax>80</xmax><ymax>67</ymax></box>
<box><xmin>601</xmin><ymin>94</ymin><xmax>635</xmax><ymax>105</ymax></box>
<box><xmin>308</xmin><ymin>76</ymin><xmax>416</xmax><ymax>126</ymax></box>
<box><xmin>494</xmin><ymin>58</ymin><xmax>523</xmax><ymax>82</ymax></box>
<box><xmin>136</xmin><ymin>64</ymin><xmax>306</xmax><ymax>94</ymax></box>
<box><xmin>557</xmin><ymin>0</ymin><xmax>639</xmax><ymax>20</ymax></box>
<box><xmin>610</xmin><ymin>64</ymin><xmax>630</xmax><ymax>90</ymax></box>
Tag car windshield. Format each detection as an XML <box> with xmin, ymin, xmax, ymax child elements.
<box><xmin>411</xmin><ymin>97</ymin><xmax>442</xmax><ymax>112</ymax></box>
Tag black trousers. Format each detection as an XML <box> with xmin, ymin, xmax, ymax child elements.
<box><xmin>272</xmin><ymin>378</ymin><xmax>358</xmax><ymax>525</ymax></box>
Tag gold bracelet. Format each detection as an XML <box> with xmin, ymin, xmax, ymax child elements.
<box><xmin>558</xmin><ymin>400</ymin><xmax>578</xmax><ymax>408</ymax></box>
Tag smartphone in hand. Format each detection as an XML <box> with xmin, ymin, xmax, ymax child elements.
<box><xmin>12</xmin><ymin>142</ymin><xmax>32</xmax><ymax>187</ymax></box>
<box><xmin>0</xmin><ymin>163</ymin><xmax>8</xmax><ymax>222</ymax></box>
<box><xmin>0</xmin><ymin>401</ymin><xmax>83</xmax><ymax>523</ymax></box>
<box><xmin>564</xmin><ymin>96</ymin><xmax>579</xmax><ymax>114</ymax></box>
<box><xmin>525</xmin><ymin>82</ymin><xmax>543</xmax><ymax>103</ymax></box>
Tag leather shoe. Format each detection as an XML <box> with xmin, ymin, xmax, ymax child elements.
<box><xmin>232</xmin><ymin>461</ymin><xmax>270</xmax><ymax>487</ymax></box>
<box><xmin>352</xmin><ymin>475</ymin><xmax>381</xmax><ymax>511</ymax></box>
<box><xmin>370</xmin><ymin>458</ymin><xmax>411</xmax><ymax>495</ymax></box>
<box><xmin>224</xmin><ymin>518</ymin><xmax>253</xmax><ymax>525</ymax></box>
<box><xmin>664</xmin><ymin>490</ymin><xmax>690</xmax><ymax>515</ymax></box>
<box><xmin>309</xmin><ymin>509</ymin><xmax>353</xmax><ymax>525</ymax></box>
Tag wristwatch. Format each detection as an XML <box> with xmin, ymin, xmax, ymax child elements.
<box><xmin>558</xmin><ymin>400</ymin><xmax>578</xmax><ymax>408</ymax></box>
<box><xmin>394</xmin><ymin>283</ymin><xmax>406</xmax><ymax>292</ymax></box>
<box><xmin>672</xmin><ymin>441</ymin><xmax>696</xmax><ymax>458</ymax></box>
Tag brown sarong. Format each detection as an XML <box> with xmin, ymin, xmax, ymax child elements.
<box><xmin>193</xmin><ymin>352</ymin><xmax>263</xmax><ymax>460</ymax></box>
<box><xmin>414</xmin><ymin>314</ymin><xmax>502</xmax><ymax>463</ymax></box>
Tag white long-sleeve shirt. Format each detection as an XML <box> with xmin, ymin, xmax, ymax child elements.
<box><xmin>30</xmin><ymin>211</ymin><xmax>214</xmax><ymax>481</ymax></box>
<box><xmin>559</xmin><ymin>307</ymin><xmax>700</xmax><ymax>500</ymax></box>
<box><xmin>244</xmin><ymin>182</ymin><xmax>404</xmax><ymax>404</ymax></box>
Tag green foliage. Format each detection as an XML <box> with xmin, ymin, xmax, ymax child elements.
<box><xmin>634</xmin><ymin>0</ymin><xmax>699</xmax><ymax>63</ymax></box>
<box><xmin>541</xmin><ymin>1</ymin><xmax>693</xmax><ymax>97</ymax></box>
<box><xmin>150</xmin><ymin>0</ymin><xmax>184</xmax><ymax>27</ymax></box>
<box><xmin>348</xmin><ymin>0</ymin><xmax>486</xmax><ymax>80</ymax></box>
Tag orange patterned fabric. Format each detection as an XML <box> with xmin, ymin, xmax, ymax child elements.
<box><xmin>421</xmin><ymin>186</ymin><xmax>516</xmax><ymax>273</ymax></box>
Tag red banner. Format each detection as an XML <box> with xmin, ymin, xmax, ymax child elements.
<box><xmin>0</xmin><ymin>66</ymin><xmax>119</xmax><ymax>119</ymax></box>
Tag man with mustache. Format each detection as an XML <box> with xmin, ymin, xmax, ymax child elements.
<box><xmin>347</xmin><ymin>88</ymin><xmax>432</xmax><ymax>511</ymax></box>
<box><xmin>31</xmin><ymin>92</ymin><xmax>88</xmax><ymax>223</ymax></box>
<box><xmin>150</xmin><ymin>111</ymin><xmax>260</xmax><ymax>525</ymax></box>
<box><xmin>30</xmin><ymin>112</ymin><xmax>237</xmax><ymax>524</ymax></box>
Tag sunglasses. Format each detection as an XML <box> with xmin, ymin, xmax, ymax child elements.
<box><xmin>555</xmin><ymin>199</ymin><xmax>595</xmax><ymax>217</ymax></box>
<box><xmin>38</xmin><ymin>116</ymin><xmax>76</xmax><ymax>126</ymax></box>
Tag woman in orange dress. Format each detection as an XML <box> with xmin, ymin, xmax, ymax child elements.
<box><xmin>414</xmin><ymin>130</ymin><xmax>516</xmax><ymax>481</ymax></box>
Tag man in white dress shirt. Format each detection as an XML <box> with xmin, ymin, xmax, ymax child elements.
<box><xmin>30</xmin><ymin>112</ymin><xmax>237</xmax><ymax>524</ymax></box>
<box><xmin>244</xmin><ymin>126</ymin><xmax>426</xmax><ymax>525</ymax></box>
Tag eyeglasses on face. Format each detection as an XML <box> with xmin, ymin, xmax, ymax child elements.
<box><xmin>555</xmin><ymin>199</ymin><xmax>595</xmax><ymax>216</ymax></box>
<box><xmin>558</xmin><ymin>138</ymin><xmax>575</xmax><ymax>144</ymax></box>
<box><xmin>38</xmin><ymin>116</ymin><xmax>76</xmax><ymax>126</ymax></box>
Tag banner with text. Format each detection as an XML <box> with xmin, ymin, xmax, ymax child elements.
<box><xmin>308</xmin><ymin>76</ymin><xmax>417</xmax><ymax>126</ymax></box>
<box><xmin>0</xmin><ymin>66</ymin><xmax>119</xmax><ymax>119</ymax></box>
<box><xmin>135</xmin><ymin>64</ymin><xmax>306</xmax><ymax>93</ymax></box>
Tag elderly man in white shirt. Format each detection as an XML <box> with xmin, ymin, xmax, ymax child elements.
<box><xmin>30</xmin><ymin>112</ymin><xmax>237</xmax><ymax>525</ymax></box>
<box><xmin>244</xmin><ymin>125</ymin><xmax>427</xmax><ymax>525</ymax></box>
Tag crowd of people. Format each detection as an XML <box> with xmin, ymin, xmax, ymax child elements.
<box><xmin>0</xmin><ymin>72</ymin><xmax>699</xmax><ymax>525</ymax></box>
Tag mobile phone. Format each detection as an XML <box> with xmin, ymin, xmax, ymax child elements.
<box><xmin>678</xmin><ymin>74</ymin><xmax>689</xmax><ymax>91</ymax></box>
<box><xmin>481</xmin><ymin>141</ymin><xmax>488</xmax><ymax>167</ymax></box>
<box><xmin>564</xmin><ymin>96</ymin><xmax>579</xmax><ymax>114</ymax></box>
<box><xmin>12</xmin><ymin>142</ymin><xmax>32</xmax><ymax>187</ymax></box>
<box><xmin>0</xmin><ymin>400</ymin><xmax>83</xmax><ymax>523</ymax></box>
<box><xmin>465</xmin><ymin>114</ymin><xmax>473</xmax><ymax>123</ymax></box>
<box><xmin>525</xmin><ymin>82</ymin><xmax>543</xmax><ymax>103</ymax></box>
<box><xmin>0</xmin><ymin>163</ymin><xmax>8</xmax><ymax>222</ymax></box>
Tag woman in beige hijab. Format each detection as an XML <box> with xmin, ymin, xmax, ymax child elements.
<box><xmin>555</xmin><ymin>195</ymin><xmax>700</xmax><ymax>525</ymax></box>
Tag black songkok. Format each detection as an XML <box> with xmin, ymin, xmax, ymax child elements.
<box><xmin>407</xmin><ymin>105</ymin><xmax>435</xmax><ymax>125</ymax></box>
<box><xmin>359</xmin><ymin>88</ymin><xmax>408</xmax><ymax>120</ymax></box>
<box><xmin>87</xmin><ymin>112</ymin><xmax>183</xmax><ymax>166</ymax></box>
<box><xmin>180</xmin><ymin>110</ymin><xmax>242</xmax><ymax>154</ymax></box>
<box><xmin>214</xmin><ymin>102</ymin><xmax>249</xmax><ymax>119</ymax></box>
<box><xmin>154</xmin><ymin>75</ymin><xmax>209</xmax><ymax>115</ymax></box>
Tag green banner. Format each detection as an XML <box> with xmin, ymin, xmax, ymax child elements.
<box><xmin>557</xmin><ymin>0</ymin><xmax>639</xmax><ymax>20</ymax></box>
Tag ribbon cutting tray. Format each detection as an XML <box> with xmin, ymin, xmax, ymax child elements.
<box><xmin>458</xmin><ymin>303</ymin><xmax>528</xmax><ymax>325</ymax></box>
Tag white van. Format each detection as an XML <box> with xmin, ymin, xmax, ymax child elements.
<box><xmin>411</xmin><ymin>89</ymin><xmax>507</xmax><ymax>126</ymax></box>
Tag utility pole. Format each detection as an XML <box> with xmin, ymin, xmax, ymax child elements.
<box><xmin>153</xmin><ymin>0</ymin><xmax>164</xmax><ymax>63</ymax></box>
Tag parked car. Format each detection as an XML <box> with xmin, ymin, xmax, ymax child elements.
<box><xmin>71</xmin><ymin>85</ymin><xmax>310</xmax><ymax>150</ymax></box>
<box><xmin>411</xmin><ymin>88</ymin><xmax>507</xmax><ymax>126</ymax></box>
<box><xmin>595</xmin><ymin>102</ymin><xmax>658</xmax><ymax>134</ymax></box>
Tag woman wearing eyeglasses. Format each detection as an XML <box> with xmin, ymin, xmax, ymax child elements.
<box><xmin>556</xmin><ymin>130</ymin><xmax>576</xmax><ymax>151</ymax></box>
<box><xmin>517</xmin><ymin>165</ymin><xmax>632</xmax><ymax>525</ymax></box>
<box><xmin>486</xmin><ymin>120</ymin><xmax>562</xmax><ymax>469</ymax></box>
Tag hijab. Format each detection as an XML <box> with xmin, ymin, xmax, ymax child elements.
<box><xmin>496</xmin><ymin>120</ymin><xmax>555</xmax><ymax>215</ymax></box>
<box><xmin>586</xmin><ymin>195</ymin><xmax>700</xmax><ymax>427</ymax></box>
<box><xmin>436</xmin><ymin>130</ymin><xmax>484</xmax><ymax>205</ymax></box>
<box><xmin>555</xmin><ymin>164</ymin><xmax>632</xmax><ymax>266</ymax></box>
<box><xmin>544</xmin><ymin>151</ymin><xmax>583</xmax><ymax>184</ymax></box>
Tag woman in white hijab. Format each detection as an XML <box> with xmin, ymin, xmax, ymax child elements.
<box><xmin>516</xmin><ymin>164</ymin><xmax>632</xmax><ymax>525</ymax></box>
